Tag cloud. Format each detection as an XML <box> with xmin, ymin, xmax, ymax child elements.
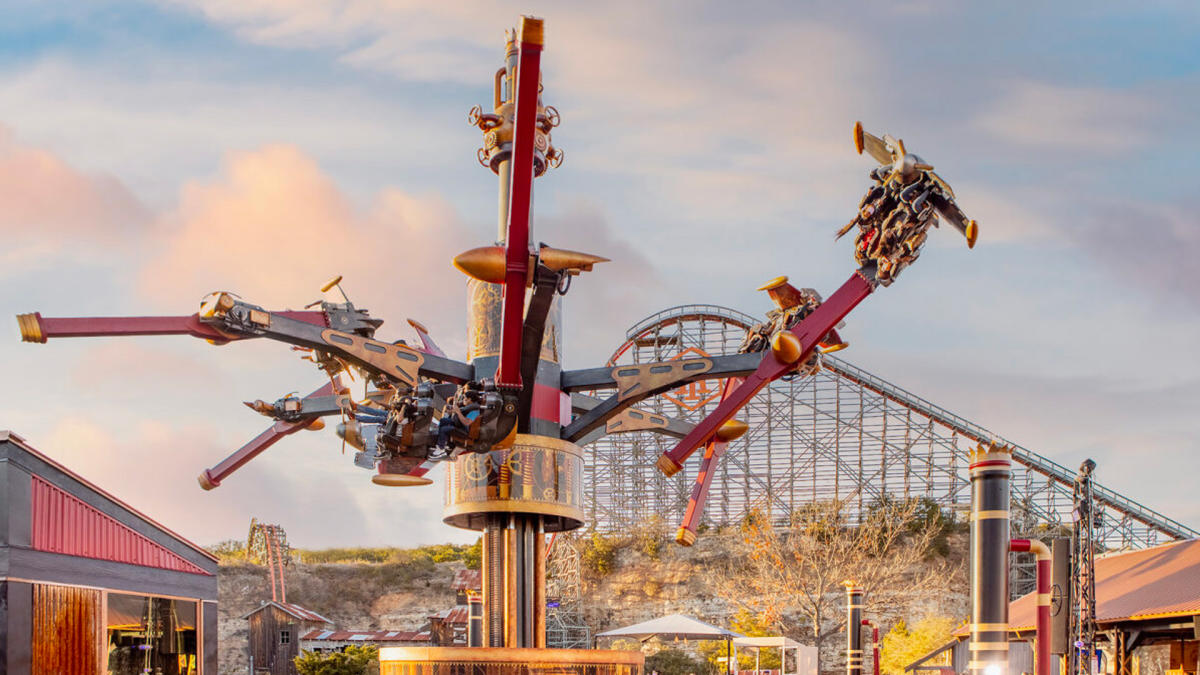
<box><xmin>975</xmin><ymin>80</ymin><xmax>1159</xmax><ymax>153</ymax></box>
<box><xmin>37</xmin><ymin>417</ymin><xmax>372</xmax><ymax>546</ymax></box>
<box><xmin>138</xmin><ymin>143</ymin><xmax>479</xmax><ymax>350</ymax></box>
<box><xmin>1068</xmin><ymin>199</ymin><xmax>1200</xmax><ymax>310</ymax></box>
<box><xmin>0</xmin><ymin>124</ymin><xmax>149</xmax><ymax>241</ymax></box>
<box><xmin>539</xmin><ymin>199</ymin><xmax>669</xmax><ymax>366</ymax></box>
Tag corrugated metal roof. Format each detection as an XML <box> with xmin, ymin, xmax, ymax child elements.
<box><xmin>2</xmin><ymin>430</ymin><xmax>218</xmax><ymax>563</ymax></box>
<box><xmin>451</xmin><ymin>568</ymin><xmax>481</xmax><ymax>591</ymax></box>
<box><xmin>30</xmin><ymin>476</ymin><xmax>211</xmax><ymax>576</ymax></box>
<box><xmin>299</xmin><ymin>629</ymin><xmax>429</xmax><ymax>642</ymax></box>
<box><xmin>968</xmin><ymin>538</ymin><xmax>1200</xmax><ymax>634</ymax></box>
<box><xmin>241</xmin><ymin>601</ymin><xmax>334</xmax><ymax>624</ymax></box>
<box><xmin>428</xmin><ymin>605</ymin><xmax>469</xmax><ymax>624</ymax></box>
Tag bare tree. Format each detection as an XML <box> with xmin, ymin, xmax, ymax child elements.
<box><xmin>711</xmin><ymin>498</ymin><xmax>957</xmax><ymax>674</ymax></box>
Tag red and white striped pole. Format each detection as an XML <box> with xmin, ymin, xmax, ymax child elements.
<box><xmin>1010</xmin><ymin>539</ymin><xmax>1051</xmax><ymax>675</ymax></box>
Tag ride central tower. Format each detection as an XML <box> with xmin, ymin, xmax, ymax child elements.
<box><xmin>448</xmin><ymin>16</ymin><xmax>581</xmax><ymax>650</ymax></box>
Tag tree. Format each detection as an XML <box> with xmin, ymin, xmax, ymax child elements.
<box><xmin>646</xmin><ymin>648</ymin><xmax>715</xmax><ymax>675</ymax></box>
<box><xmin>713</xmin><ymin>499</ymin><xmax>952</xmax><ymax>673</ymax></box>
<box><xmin>879</xmin><ymin>616</ymin><xmax>956</xmax><ymax>675</ymax></box>
<box><xmin>294</xmin><ymin>645</ymin><xmax>379</xmax><ymax>675</ymax></box>
<box><xmin>697</xmin><ymin>610</ymin><xmax>781</xmax><ymax>672</ymax></box>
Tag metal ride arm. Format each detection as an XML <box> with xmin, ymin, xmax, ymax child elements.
<box><xmin>657</xmin><ymin>270</ymin><xmax>876</xmax><ymax>475</ymax></box>
<box><xmin>19</xmin><ymin>300</ymin><xmax>473</xmax><ymax>385</ymax></box>
<box><xmin>198</xmin><ymin>381</ymin><xmax>338</xmax><ymax>490</ymax></box>
<box><xmin>495</xmin><ymin>18</ymin><xmax>543</xmax><ymax>390</ymax></box>
<box><xmin>674</xmin><ymin>377</ymin><xmax>744</xmax><ymax>545</ymax></box>
<box><xmin>569</xmin><ymin>393</ymin><xmax>694</xmax><ymax>445</ymax></box>
<box><xmin>17</xmin><ymin>310</ymin><xmax>324</xmax><ymax>344</ymax></box>
<box><xmin>558</xmin><ymin>352</ymin><xmax>762</xmax><ymax>442</ymax></box>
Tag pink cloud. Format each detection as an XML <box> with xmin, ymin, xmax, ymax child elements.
<box><xmin>138</xmin><ymin>144</ymin><xmax>479</xmax><ymax>349</ymax></box>
<box><xmin>0</xmin><ymin>125</ymin><xmax>149</xmax><ymax>241</ymax></box>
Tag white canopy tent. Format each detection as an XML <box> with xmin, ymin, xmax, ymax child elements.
<box><xmin>596</xmin><ymin>614</ymin><xmax>744</xmax><ymax>642</ymax></box>
<box><xmin>732</xmin><ymin>636</ymin><xmax>818</xmax><ymax>675</ymax></box>
<box><xmin>596</xmin><ymin>614</ymin><xmax>744</xmax><ymax>673</ymax></box>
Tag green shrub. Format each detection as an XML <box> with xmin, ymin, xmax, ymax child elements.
<box><xmin>645</xmin><ymin>648</ymin><xmax>714</xmax><ymax>675</ymax></box>
<box><xmin>581</xmin><ymin>532</ymin><xmax>618</xmax><ymax>576</ymax></box>
<box><xmin>294</xmin><ymin>645</ymin><xmax>378</xmax><ymax>675</ymax></box>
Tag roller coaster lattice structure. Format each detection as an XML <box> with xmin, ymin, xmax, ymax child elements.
<box><xmin>582</xmin><ymin>305</ymin><xmax>1197</xmax><ymax>596</ymax></box>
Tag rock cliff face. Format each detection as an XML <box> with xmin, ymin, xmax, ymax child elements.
<box><xmin>581</xmin><ymin>533</ymin><xmax>968</xmax><ymax>674</ymax></box>
<box><xmin>216</xmin><ymin>535</ymin><xmax>967</xmax><ymax>675</ymax></box>
<box><xmin>217</xmin><ymin>560</ymin><xmax>457</xmax><ymax>674</ymax></box>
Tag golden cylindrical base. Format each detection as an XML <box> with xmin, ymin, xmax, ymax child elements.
<box><xmin>379</xmin><ymin>647</ymin><xmax>644</xmax><ymax>675</ymax></box>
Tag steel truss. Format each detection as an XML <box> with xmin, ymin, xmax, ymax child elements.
<box><xmin>545</xmin><ymin>535</ymin><xmax>590</xmax><ymax>649</ymax></box>
<box><xmin>583</xmin><ymin>306</ymin><xmax>1196</xmax><ymax>595</ymax></box>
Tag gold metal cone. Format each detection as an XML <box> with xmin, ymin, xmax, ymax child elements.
<box><xmin>372</xmin><ymin>473</ymin><xmax>434</xmax><ymax>487</ymax></box>
<box><xmin>716</xmin><ymin>419</ymin><xmax>749</xmax><ymax>442</ymax></box>
<box><xmin>771</xmin><ymin>332</ymin><xmax>802</xmax><ymax>364</ymax></box>
<box><xmin>453</xmin><ymin>246</ymin><xmax>507</xmax><ymax>284</ymax></box>
<box><xmin>539</xmin><ymin>247</ymin><xmax>610</xmax><ymax>273</ymax></box>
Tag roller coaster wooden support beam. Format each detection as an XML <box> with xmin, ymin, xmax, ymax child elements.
<box><xmin>658</xmin><ymin>269</ymin><xmax>876</xmax><ymax>475</ymax></box>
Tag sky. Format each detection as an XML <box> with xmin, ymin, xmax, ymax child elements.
<box><xmin>0</xmin><ymin>1</ymin><xmax>1197</xmax><ymax>549</ymax></box>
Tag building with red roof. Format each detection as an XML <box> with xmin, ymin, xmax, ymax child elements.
<box><xmin>1</xmin><ymin>430</ymin><xmax>220</xmax><ymax>674</ymax></box>
<box><xmin>908</xmin><ymin>539</ymin><xmax>1200</xmax><ymax>675</ymax></box>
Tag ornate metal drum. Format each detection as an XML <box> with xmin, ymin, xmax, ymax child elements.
<box><xmin>444</xmin><ymin>434</ymin><xmax>584</xmax><ymax>532</ymax></box>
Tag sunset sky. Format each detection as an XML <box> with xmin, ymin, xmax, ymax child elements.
<box><xmin>1</xmin><ymin>1</ymin><xmax>1197</xmax><ymax>548</ymax></box>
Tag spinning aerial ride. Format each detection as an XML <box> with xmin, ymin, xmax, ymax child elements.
<box><xmin>16</xmin><ymin>14</ymin><xmax>977</xmax><ymax>653</ymax></box>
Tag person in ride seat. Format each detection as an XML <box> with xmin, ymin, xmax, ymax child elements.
<box><xmin>436</xmin><ymin>382</ymin><xmax>484</xmax><ymax>450</ymax></box>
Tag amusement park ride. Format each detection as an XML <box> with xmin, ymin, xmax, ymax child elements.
<box><xmin>16</xmin><ymin>13</ymin><xmax>1005</xmax><ymax>675</ymax></box>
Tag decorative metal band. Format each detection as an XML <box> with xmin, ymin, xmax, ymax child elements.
<box><xmin>847</xmin><ymin>604</ymin><xmax>864</xmax><ymax>609</ymax></box>
<box><xmin>969</xmin><ymin>642</ymin><xmax>1011</xmax><ymax>652</ymax></box>
<box><xmin>970</xmin><ymin>624</ymin><xmax>1010</xmax><ymax>632</ymax></box>
<box><xmin>846</xmin><ymin>650</ymin><xmax>864</xmax><ymax>655</ymax></box>
<box><xmin>969</xmin><ymin>510</ymin><xmax>1010</xmax><ymax>521</ymax></box>
<box><xmin>969</xmin><ymin>461</ymin><xmax>1012</xmax><ymax>475</ymax></box>
<box><xmin>444</xmin><ymin>434</ymin><xmax>584</xmax><ymax>531</ymax></box>
<box><xmin>1038</xmin><ymin>593</ymin><xmax>1052</xmax><ymax>605</ymax></box>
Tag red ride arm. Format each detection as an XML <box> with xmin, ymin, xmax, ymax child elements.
<box><xmin>495</xmin><ymin>17</ymin><xmax>544</xmax><ymax>389</ymax></box>
<box><xmin>197</xmin><ymin>381</ymin><xmax>335</xmax><ymax>490</ymax></box>
<box><xmin>676</xmin><ymin>377</ymin><xmax>742</xmax><ymax>545</ymax></box>
<box><xmin>658</xmin><ymin>272</ymin><xmax>875</xmax><ymax>474</ymax></box>
<box><xmin>18</xmin><ymin>311</ymin><xmax>327</xmax><ymax>344</ymax></box>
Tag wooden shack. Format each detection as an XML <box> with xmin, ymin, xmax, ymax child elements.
<box><xmin>243</xmin><ymin>601</ymin><xmax>333</xmax><ymax>675</ymax></box>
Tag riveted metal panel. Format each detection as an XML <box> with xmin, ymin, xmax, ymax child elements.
<box><xmin>31</xmin><ymin>583</ymin><xmax>103</xmax><ymax>675</ymax></box>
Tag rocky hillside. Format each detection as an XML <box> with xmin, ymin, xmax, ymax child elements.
<box><xmin>217</xmin><ymin>558</ymin><xmax>459</xmax><ymax>674</ymax></box>
<box><xmin>217</xmin><ymin>534</ymin><xmax>968</xmax><ymax>675</ymax></box>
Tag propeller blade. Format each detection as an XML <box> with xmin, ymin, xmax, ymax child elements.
<box><xmin>855</xmin><ymin>122</ymin><xmax>894</xmax><ymax>165</ymax></box>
